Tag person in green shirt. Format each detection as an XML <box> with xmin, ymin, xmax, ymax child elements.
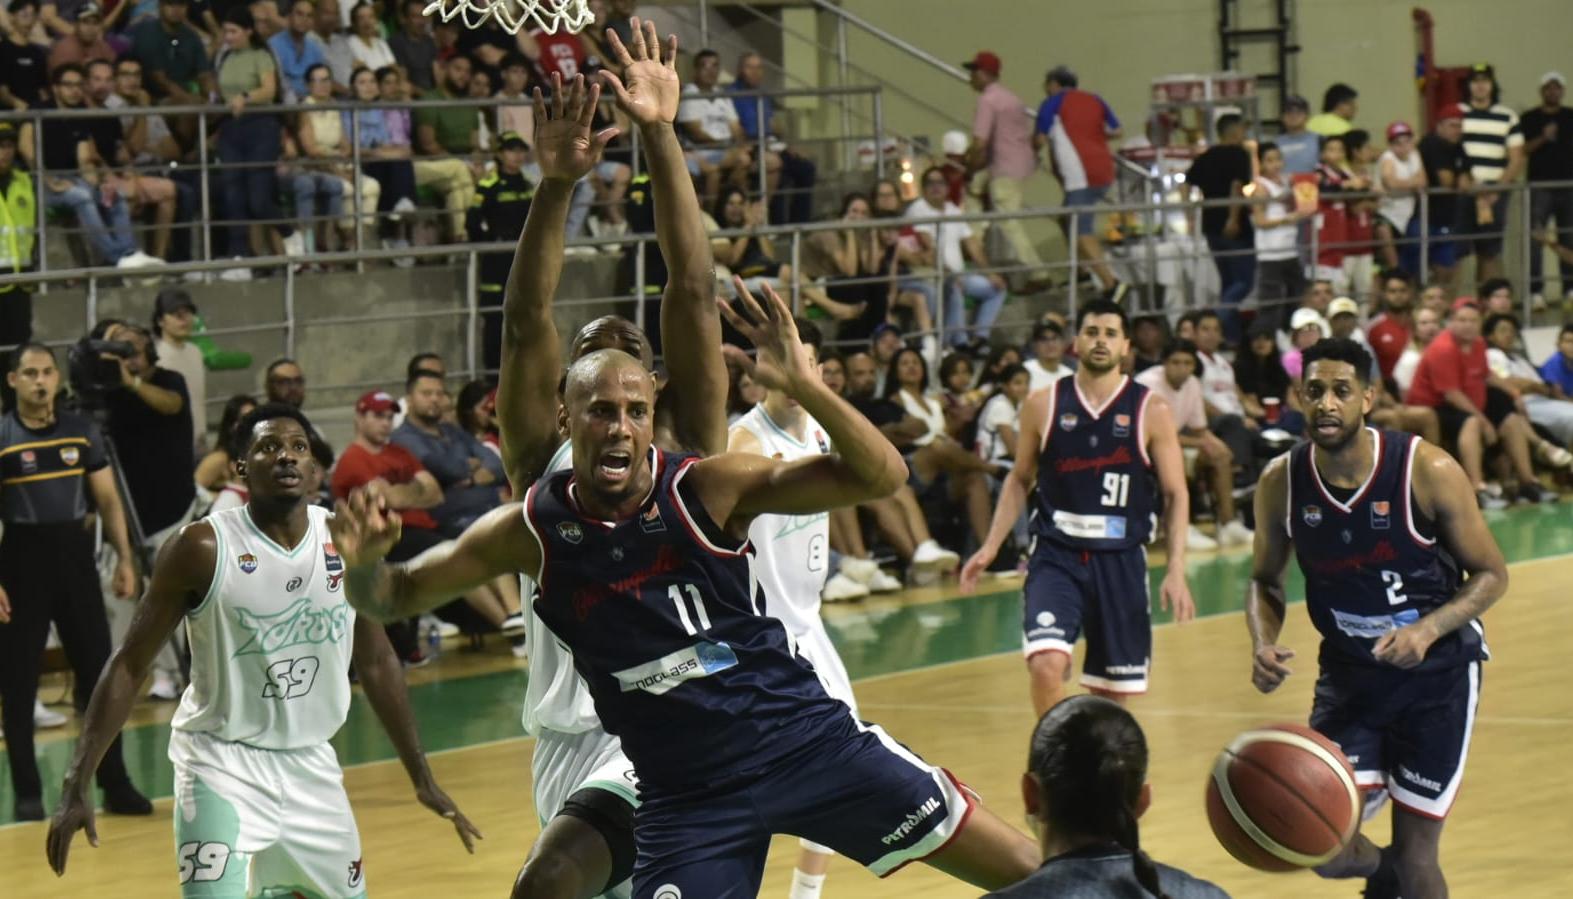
<box><xmin>411</xmin><ymin>52</ymin><xmax>478</xmax><ymax>240</ymax></box>
<box><xmin>215</xmin><ymin>5</ymin><xmax>286</xmax><ymax>269</ymax></box>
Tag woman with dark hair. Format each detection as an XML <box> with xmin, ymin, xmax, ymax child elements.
<box><xmin>215</xmin><ymin>6</ymin><xmax>286</xmax><ymax>268</ymax></box>
<box><xmin>195</xmin><ymin>394</ymin><xmax>259</xmax><ymax>495</ymax></box>
<box><xmin>805</xmin><ymin>192</ymin><xmax>887</xmax><ymax>337</ymax></box>
<box><xmin>981</xmin><ymin>343</ymin><xmax>1024</xmax><ymax>387</ymax></box>
<box><xmin>708</xmin><ymin>187</ymin><xmax>850</xmax><ymax>320</ymax></box>
<box><xmin>937</xmin><ymin>350</ymin><xmax>985</xmax><ymax>447</ymax></box>
<box><xmin>1234</xmin><ymin>318</ymin><xmax>1303</xmax><ymax>433</ymax></box>
<box><xmin>885</xmin><ymin>347</ymin><xmax>1001</xmax><ymax>551</ymax></box>
<box><xmin>986</xmin><ymin>695</ymin><xmax>1229</xmax><ymax>898</ymax></box>
<box><xmin>346</xmin><ymin>65</ymin><xmax>418</xmax><ymax>254</ymax></box>
<box><xmin>455</xmin><ymin>379</ymin><xmax>503</xmax><ymax>462</ymax></box>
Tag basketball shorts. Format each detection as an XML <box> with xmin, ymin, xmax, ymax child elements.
<box><xmin>794</xmin><ymin>619</ymin><xmax>858</xmax><ymax>717</ymax></box>
<box><xmin>1309</xmin><ymin>660</ymin><xmax>1481</xmax><ymax>819</ymax></box>
<box><xmin>631</xmin><ymin>713</ymin><xmax>975</xmax><ymax>898</ymax></box>
<box><xmin>168</xmin><ymin>729</ymin><xmax>365</xmax><ymax>899</ymax></box>
<box><xmin>1022</xmin><ymin>539</ymin><xmax>1152</xmax><ymax>694</ymax></box>
<box><xmin>532</xmin><ymin>726</ymin><xmax>640</xmax><ymax>899</ymax></box>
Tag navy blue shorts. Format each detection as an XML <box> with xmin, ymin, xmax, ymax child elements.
<box><xmin>1022</xmin><ymin>539</ymin><xmax>1152</xmax><ymax>694</ymax></box>
<box><xmin>1310</xmin><ymin>660</ymin><xmax>1480</xmax><ymax>820</ymax></box>
<box><xmin>629</xmin><ymin>713</ymin><xmax>975</xmax><ymax>898</ymax></box>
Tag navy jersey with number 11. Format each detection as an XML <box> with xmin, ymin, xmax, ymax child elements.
<box><xmin>1032</xmin><ymin>376</ymin><xmax>1155</xmax><ymax>551</ymax></box>
<box><xmin>1286</xmin><ymin>428</ymin><xmax>1482</xmax><ymax>672</ymax></box>
<box><xmin>524</xmin><ymin>449</ymin><xmax>847</xmax><ymax>792</ymax></box>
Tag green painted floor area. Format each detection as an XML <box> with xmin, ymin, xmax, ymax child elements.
<box><xmin>4</xmin><ymin>503</ymin><xmax>1570</xmax><ymax>823</ymax></box>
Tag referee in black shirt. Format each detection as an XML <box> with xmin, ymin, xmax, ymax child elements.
<box><xmin>0</xmin><ymin>344</ymin><xmax>150</xmax><ymax>821</ymax></box>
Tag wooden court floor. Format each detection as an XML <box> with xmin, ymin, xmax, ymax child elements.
<box><xmin>5</xmin><ymin>553</ymin><xmax>1571</xmax><ymax>896</ymax></box>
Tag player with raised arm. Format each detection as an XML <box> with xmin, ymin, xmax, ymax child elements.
<box><xmin>1246</xmin><ymin>337</ymin><xmax>1507</xmax><ymax>899</ymax></box>
<box><xmin>45</xmin><ymin>404</ymin><xmax>478</xmax><ymax>897</ymax></box>
<box><xmin>492</xmin><ymin>20</ymin><xmax>730</xmax><ymax>899</ymax></box>
<box><xmin>333</xmin><ymin>281</ymin><xmax>1041</xmax><ymax>897</ymax></box>
<box><xmin>961</xmin><ymin>299</ymin><xmax>1195</xmax><ymax>717</ymax></box>
<box><xmin>726</xmin><ymin>316</ymin><xmax>860</xmax><ymax>899</ymax></box>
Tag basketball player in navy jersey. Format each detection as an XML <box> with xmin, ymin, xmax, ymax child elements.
<box><xmin>962</xmin><ymin>299</ymin><xmax>1196</xmax><ymax>717</ymax></box>
<box><xmin>333</xmin><ymin>282</ymin><xmax>1041</xmax><ymax>896</ymax></box>
<box><xmin>1247</xmin><ymin>338</ymin><xmax>1507</xmax><ymax>898</ymax></box>
<box><xmin>493</xmin><ymin>24</ymin><xmax>731</xmax><ymax>899</ymax></box>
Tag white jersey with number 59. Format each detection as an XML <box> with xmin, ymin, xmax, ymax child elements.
<box><xmin>171</xmin><ymin>505</ymin><xmax>357</xmax><ymax>749</ymax></box>
<box><xmin>732</xmin><ymin>405</ymin><xmax>832</xmax><ymax>638</ymax></box>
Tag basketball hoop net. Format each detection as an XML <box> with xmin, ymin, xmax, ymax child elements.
<box><xmin>423</xmin><ymin>0</ymin><xmax>593</xmax><ymax>35</ymax></box>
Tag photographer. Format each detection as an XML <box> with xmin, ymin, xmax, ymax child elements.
<box><xmin>90</xmin><ymin>319</ymin><xmax>196</xmax><ymax>700</ymax></box>
<box><xmin>0</xmin><ymin>344</ymin><xmax>151</xmax><ymax>822</ymax></box>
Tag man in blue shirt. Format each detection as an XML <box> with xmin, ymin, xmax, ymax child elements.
<box><xmin>390</xmin><ymin>370</ymin><xmax>508</xmax><ymax>536</ymax></box>
<box><xmin>1276</xmin><ymin>95</ymin><xmax>1321</xmax><ymax>174</ymax></box>
<box><xmin>268</xmin><ymin>0</ymin><xmax>327</xmax><ymax>102</ymax></box>
<box><xmin>1539</xmin><ymin>323</ymin><xmax>1573</xmax><ymax>395</ymax></box>
<box><xmin>730</xmin><ymin>50</ymin><xmax>817</xmax><ymax>224</ymax></box>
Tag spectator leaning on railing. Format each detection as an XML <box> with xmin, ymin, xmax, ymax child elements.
<box><xmin>1186</xmin><ymin>113</ymin><xmax>1254</xmax><ymax>341</ymax></box>
<box><xmin>1417</xmin><ymin>111</ymin><xmax>1469</xmax><ymax>291</ymax></box>
<box><xmin>214</xmin><ymin>6</ymin><xmax>287</xmax><ymax>269</ymax></box>
<box><xmin>1522</xmin><ymin>71</ymin><xmax>1573</xmax><ymax>306</ymax></box>
<box><xmin>1457</xmin><ymin>62</ymin><xmax>1524</xmax><ymax>282</ymax></box>
<box><xmin>19</xmin><ymin>64</ymin><xmax>162</xmax><ymax>271</ymax></box>
<box><xmin>0</xmin><ymin>123</ymin><xmax>36</xmax><ymax>350</ymax></box>
<box><xmin>1251</xmin><ymin>140</ymin><xmax>1311</xmax><ymax>327</ymax></box>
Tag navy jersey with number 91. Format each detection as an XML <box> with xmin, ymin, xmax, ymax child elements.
<box><xmin>1286</xmin><ymin>429</ymin><xmax>1483</xmax><ymax>671</ymax></box>
<box><xmin>524</xmin><ymin>449</ymin><xmax>847</xmax><ymax>792</ymax></box>
<box><xmin>1032</xmin><ymin>376</ymin><xmax>1156</xmax><ymax>551</ymax></box>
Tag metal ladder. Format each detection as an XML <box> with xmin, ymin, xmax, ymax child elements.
<box><xmin>1218</xmin><ymin>0</ymin><xmax>1300</xmax><ymax>129</ymax></box>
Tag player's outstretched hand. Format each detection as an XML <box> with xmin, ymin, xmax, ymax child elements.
<box><xmin>46</xmin><ymin>778</ymin><xmax>98</xmax><ymax>875</ymax></box>
<box><xmin>1159</xmin><ymin>568</ymin><xmax>1195</xmax><ymax>623</ymax></box>
<box><xmin>330</xmin><ymin>488</ymin><xmax>403</xmax><ymax>569</ymax></box>
<box><xmin>718</xmin><ymin>277</ymin><xmax>814</xmax><ymax>395</ymax></box>
<box><xmin>1250</xmin><ymin>643</ymin><xmax>1295</xmax><ymax>693</ymax></box>
<box><xmin>598</xmin><ymin>17</ymin><xmax>680</xmax><ymax>127</ymax></box>
<box><xmin>415</xmin><ymin>777</ymin><xmax>483</xmax><ymax>854</ymax></box>
<box><xmin>959</xmin><ymin>547</ymin><xmax>995</xmax><ymax>593</ymax></box>
<box><xmin>532</xmin><ymin>73</ymin><xmax>620</xmax><ymax>184</ymax></box>
<box><xmin>1372</xmin><ymin>622</ymin><xmax>1434</xmax><ymax>669</ymax></box>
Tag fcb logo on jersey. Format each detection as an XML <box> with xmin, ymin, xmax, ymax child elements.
<box><xmin>558</xmin><ymin>521</ymin><xmax>584</xmax><ymax>544</ymax></box>
<box><xmin>1113</xmin><ymin>413</ymin><xmax>1131</xmax><ymax>438</ymax></box>
<box><xmin>19</xmin><ymin>450</ymin><xmax>36</xmax><ymax>473</ymax></box>
<box><xmin>323</xmin><ymin>543</ymin><xmax>343</xmax><ymax>573</ymax></box>
<box><xmin>59</xmin><ymin>446</ymin><xmax>80</xmax><ymax>466</ymax></box>
<box><xmin>238</xmin><ymin>553</ymin><xmax>258</xmax><ymax>574</ymax></box>
<box><xmin>1302</xmin><ymin>505</ymin><xmax>1323</xmax><ymax>527</ymax></box>
<box><xmin>640</xmin><ymin>504</ymin><xmax>665</xmax><ymax>534</ymax></box>
<box><xmin>1370</xmin><ymin>501</ymin><xmax>1391</xmax><ymax>530</ymax></box>
<box><xmin>1059</xmin><ymin>412</ymin><xmax>1079</xmax><ymax>431</ymax></box>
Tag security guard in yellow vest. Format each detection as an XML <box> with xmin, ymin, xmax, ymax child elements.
<box><xmin>467</xmin><ymin>131</ymin><xmax>535</xmax><ymax>373</ymax></box>
<box><xmin>0</xmin><ymin>122</ymin><xmax>37</xmax><ymax>350</ymax></box>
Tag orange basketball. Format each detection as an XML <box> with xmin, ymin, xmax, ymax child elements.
<box><xmin>1204</xmin><ymin>723</ymin><xmax>1362</xmax><ymax>872</ymax></box>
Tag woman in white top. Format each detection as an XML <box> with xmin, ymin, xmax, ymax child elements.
<box><xmin>1391</xmin><ymin>305</ymin><xmax>1439</xmax><ymax>397</ymax></box>
<box><xmin>1375</xmin><ymin>121</ymin><xmax>1426</xmax><ymax>272</ymax></box>
<box><xmin>341</xmin><ymin>3</ymin><xmax>395</xmax><ymax>77</ymax></box>
<box><xmin>296</xmin><ymin>63</ymin><xmax>380</xmax><ymax>245</ymax></box>
<box><xmin>884</xmin><ymin>347</ymin><xmax>1002</xmax><ymax>551</ymax></box>
<box><xmin>975</xmin><ymin>363</ymin><xmax>1029</xmax><ymax>468</ymax></box>
<box><xmin>1251</xmin><ymin>142</ymin><xmax>1312</xmax><ymax>325</ymax></box>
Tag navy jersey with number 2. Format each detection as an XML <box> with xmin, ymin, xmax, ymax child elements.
<box><xmin>1286</xmin><ymin>428</ymin><xmax>1483</xmax><ymax>671</ymax></box>
<box><xmin>1033</xmin><ymin>376</ymin><xmax>1155</xmax><ymax>550</ymax></box>
<box><xmin>524</xmin><ymin>449</ymin><xmax>846</xmax><ymax>791</ymax></box>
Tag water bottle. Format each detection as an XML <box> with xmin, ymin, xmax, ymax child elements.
<box><xmin>424</xmin><ymin>621</ymin><xmax>442</xmax><ymax>661</ymax></box>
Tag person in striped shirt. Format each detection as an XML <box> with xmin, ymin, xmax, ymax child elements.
<box><xmin>1457</xmin><ymin>63</ymin><xmax>1525</xmax><ymax>279</ymax></box>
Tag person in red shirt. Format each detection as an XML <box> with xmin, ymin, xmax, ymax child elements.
<box><xmin>1405</xmin><ymin>300</ymin><xmax>1548</xmax><ymax>506</ymax></box>
<box><xmin>1367</xmin><ymin>270</ymin><xmax>1415</xmax><ymax>382</ymax></box>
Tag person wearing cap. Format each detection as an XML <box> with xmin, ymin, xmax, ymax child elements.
<box><xmin>331</xmin><ymin>389</ymin><xmax>445</xmax><ymax>572</ymax></box>
<box><xmin>1307</xmin><ymin>83</ymin><xmax>1357</xmax><ymax>137</ymax></box>
<box><xmin>1280</xmin><ymin>305</ymin><xmax>1330</xmax><ymax>381</ymax></box>
<box><xmin>468</xmin><ymin>129</ymin><xmax>536</xmax><ymax>372</ymax></box>
<box><xmin>1373</xmin><ymin>121</ymin><xmax>1426</xmax><ymax>275</ymax></box>
<box><xmin>1407</xmin><ymin>298</ymin><xmax>1548</xmax><ymax>506</ymax></box>
<box><xmin>1521</xmin><ymin>71</ymin><xmax>1573</xmax><ymax>305</ymax></box>
<box><xmin>1324</xmin><ymin>291</ymin><xmax>1443</xmax><ymax>459</ymax></box>
<box><xmin>1034</xmin><ymin>63</ymin><xmax>1121</xmax><ymax>292</ymax></box>
<box><xmin>1276</xmin><ymin>94</ymin><xmax>1320</xmax><ymax>174</ymax></box>
<box><xmin>1456</xmin><ymin>62</ymin><xmax>1525</xmax><ymax>280</ymax></box>
<box><xmin>44</xmin><ymin>1</ymin><xmax>114</xmax><ymax>73</ymax></box>
<box><xmin>151</xmin><ymin>287</ymin><xmax>208</xmax><ymax>449</ymax></box>
<box><xmin>1023</xmin><ymin>320</ymin><xmax>1073</xmax><ymax>394</ymax></box>
<box><xmin>0</xmin><ymin>121</ymin><xmax>36</xmax><ymax>351</ymax></box>
<box><xmin>958</xmin><ymin>51</ymin><xmax>1044</xmax><ymax>279</ymax></box>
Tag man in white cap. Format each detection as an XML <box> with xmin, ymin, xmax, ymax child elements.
<box><xmin>1329</xmin><ymin>295</ymin><xmax>1442</xmax><ymax>445</ymax></box>
<box><xmin>1522</xmin><ymin>71</ymin><xmax>1573</xmax><ymax>306</ymax></box>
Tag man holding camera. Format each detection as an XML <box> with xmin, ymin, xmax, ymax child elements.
<box><xmin>95</xmin><ymin>320</ymin><xmax>195</xmax><ymax>700</ymax></box>
<box><xmin>0</xmin><ymin>343</ymin><xmax>151</xmax><ymax>821</ymax></box>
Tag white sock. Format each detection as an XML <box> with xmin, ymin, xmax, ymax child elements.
<box><xmin>788</xmin><ymin>870</ymin><xmax>826</xmax><ymax>899</ymax></box>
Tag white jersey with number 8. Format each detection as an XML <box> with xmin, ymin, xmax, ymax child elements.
<box><xmin>172</xmin><ymin>505</ymin><xmax>357</xmax><ymax>749</ymax></box>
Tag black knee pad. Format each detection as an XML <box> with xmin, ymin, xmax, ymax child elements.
<box><xmin>557</xmin><ymin>786</ymin><xmax>637</xmax><ymax>891</ymax></box>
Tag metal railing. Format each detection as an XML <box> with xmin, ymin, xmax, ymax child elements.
<box><xmin>1</xmin><ymin>84</ymin><xmax>885</xmax><ymax>275</ymax></box>
<box><xmin>4</xmin><ymin>176</ymin><xmax>1568</xmax><ymax>420</ymax></box>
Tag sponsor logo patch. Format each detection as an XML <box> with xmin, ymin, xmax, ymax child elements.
<box><xmin>1370</xmin><ymin>500</ymin><xmax>1391</xmax><ymax>530</ymax></box>
<box><xmin>1331</xmin><ymin>607</ymin><xmax>1420</xmax><ymax>641</ymax></box>
<box><xmin>323</xmin><ymin>543</ymin><xmax>343</xmax><ymax>573</ymax></box>
<box><xmin>881</xmin><ymin>796</ymin><xmax>942</xmax><ymax>845</ymax></box>
<box><xmin>639</xmin><ymin>504</ymin><xmax>666</xmax><ymax>534</ymax></box>
<box><xmin>232</xmin><ymin>596</ymin><xmax>350</xmax><ymax>656</ymax></box>
<box><xmin>613</xmin><ymin>641</ymin><xmax>739</xmax><ymax>695</ymax></box>
<box><xmin>19</xmin><ymin>450</ymin><xmax>36</xmax><ymax>473</ymax></box>
<box><xmin>1113</xmin><ymin>413</ymin><xmax>1131</xmax><ymax>437</ymax></box>
<box><xmin>238</xmin><ymin>553</ymin><xmax>258</xmax><ymax>574</ymax></box>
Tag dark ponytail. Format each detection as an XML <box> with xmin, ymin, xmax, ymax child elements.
<box><xmin>1029</xmin><ymin>696</ymin><xmax>1170</xmax><ymax>899</ymax></box>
